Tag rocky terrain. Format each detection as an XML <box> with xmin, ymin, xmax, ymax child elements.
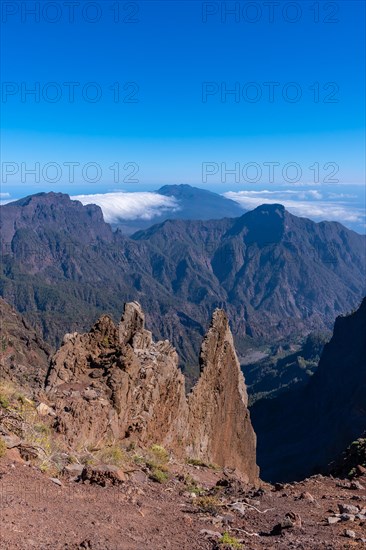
<box><xmin>1</xmin><ymin>445</ymin><xmax>366</xmax><ymax>549</ymax></box>
<box><xmin>1</xmin><ymin>193</ymin><xmax>365</xmax><ymax>380</ymax></box>
<box><xmin>1</xmin><ymin>297</ymin><xmax>366</xmax><ymax>549</ymax></box>
<box><xmin>44</xmin><ymin>301</ymin><xmax>258</xmax><ymax>483</ymax></box>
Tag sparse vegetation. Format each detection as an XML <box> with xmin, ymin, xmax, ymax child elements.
<box><xmin>194</xmin><ymin>495</ymin><xmax>221</xmax><ymax>514</ymax></box>
<box><xmin>79</xmin><ymin>453</ymin><xmax>97</xmax><ymax>466</ymax></box>
<box><xmin>218</xmin><ymin>532</ymin><xmax>242</xmax><ymax>548</ymax></box>
<box><xmin>149</xmin><ymin>467</ymin><xmax>169</xmax><ymax>483</ymax></box>
<box><xmin>132</xmin><ymin>444</ymin><xmax>170</xmax><ymax>483</ymax></box>
<box><xmin>150</xmin><ymin>444</ymin><xmax>169</xmax><ymax>464</ymax></box>
<box><xmin>0</xmin><ymin>382</ymin><xmax>68</xmax><ymax>473</ymax></box>
<box><xmin>145</xmin><ymin>444</ymin><xmax>169</xmax><ymax>471</ymax></box>
<box><xmin>0</xmin><ymin>394</ymin><xmax>10</xmax><ymax>409</ymax></box>
<box><xmin>0</xmin><ymin>381</ymin><xmax>18</xmax><ymax>409</ymax></box>
<box><xmin>183</xmin><ymin>474</ymin><xmax>205</xmax><ymax>495</ymax></box>
<box><xmin>102</xmin><ymin>336</ymin><xmax>110</xmax><ymax>347</ymax></box>
<box><xmin>97</xmin><ymin>444</ymin><xmax>125</xmax><ymax>466</ymax></box>
<box><xmin>186</xmin><ymin>457</ymin><xmax>218</xmax><ymax>469</ymax></box>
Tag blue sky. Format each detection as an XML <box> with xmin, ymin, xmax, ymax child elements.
<box><xmin>1</xmin><ymin>0</ymin><xmax>365</xmax><ymax>231</ymax></box>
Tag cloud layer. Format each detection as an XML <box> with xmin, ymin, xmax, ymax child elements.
<box><xmin>72</xmin><ymin>192</ymin><xmax>180</xmax><ymax>223</ymax></box>
<box><xmin>224</xmin><ymin>189</ymin><xmax>365</xmax><ymax>226</ymax></box>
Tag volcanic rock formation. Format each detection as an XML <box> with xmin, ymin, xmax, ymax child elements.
<box><xmin>45</xmin><ymin>302</ymin><xmax>258</xmax><ymax>483</ymax></box>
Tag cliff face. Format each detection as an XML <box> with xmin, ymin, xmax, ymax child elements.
<box><xmin>0</xmin><ymin>297</ymin><xmax>51</xmax><ymax>390</ymax></box>
<box><xmin>187</xmin><ymin>310</ymin><xmax>258</xmax><ymax>483</ymax></box>
<box><xmin>251</xmin><ymin>297</ymin><xmax>366</xmax><ymax>482</ymax></box>
<box><xmin>45</xmin><ymin>302</ymin><xmax>258</xmax><ymax>482</ymax></box>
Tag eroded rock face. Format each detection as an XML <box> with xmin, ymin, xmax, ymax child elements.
<box><xmin>187</xmin><ymin>310</ymin><xmax>259</xmax><ymax>483</ymax></box>
<box><xmin>45</xmin><ymin>302</ymin><xmax>258</xmax><ymax>482</ymax></box>
<box><xmin>0</xmin><ymin>297</ymin><xmax>51</xmax><ymax>391</ymax></box>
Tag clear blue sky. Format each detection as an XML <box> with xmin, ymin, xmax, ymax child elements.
<box><xmin>1</xmin><ymin>1</ymin><xmax>365</xmax><ymax>201</ymax></box>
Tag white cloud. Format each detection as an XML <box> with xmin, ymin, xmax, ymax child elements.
<box><xmin>225</xmin><ymin>189</ymin><xmax>323</xmax><ymax>200</ymax></box>
<box><xmin>224</xmin><ymin>191</ymin><xmax>365</xmax><ymax>225</ymax></box>
<box><xmin>72</xmin><ymin>191</ymin><xmax>180</xmax><ymax>223</ymax></box>
<box><xmin>0</xmin><ymin>192</ymin><xmax>10</xmax><ymax>198</ymax></box>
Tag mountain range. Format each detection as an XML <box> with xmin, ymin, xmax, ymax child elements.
<box><xmin>1</xmin><ymin>192</ymin><xmax>365</xmax><ymax>383</ymax></box>
<box><xmin>101</xmin><ymin>184</ymin><xmax>246</xmax><ymax>233</ymax></box>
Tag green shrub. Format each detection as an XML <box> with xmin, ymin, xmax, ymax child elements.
<box><xmin>149</xmin><ymin>467</ymin><xmax>168</xmax><ymax>483</ymax></box>
<box><xmin>97</xmin><ymin>445</ymin><xmax>125</xmax><ymax>466</ymax></box>
<box><xmin>0</xmin><ymin>394</ymin><xmax>10</xmax><ymax>409</ymax></box>
<box><xmin>150</xmin><ymin>444</ymin><xmax>169</xmax><ymax>464</ymax></box>
<box><xmin>144</xmin><ymin>444</ymin><xmax>169</xmax><ymax>471</ymax></box>
<box><xmin>194</xmin><ymin>496</ymin><xmax>220</xmax><ymax>514</ymax></box>
<box><xmin>183</xmin><ymin>474</ymin><xmax>204</xmax><ymax>495</ymax></box>
<box><xmin>34</xmin><ymin>423</ymin><xmax>50</xmax><ymax>435</ymax></box>
<box><xmin>219</xmin><ymin>532</ymin><xmax>242</xmax><ymax>548</ymax></box>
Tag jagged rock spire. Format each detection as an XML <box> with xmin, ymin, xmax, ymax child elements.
<box><xmin>187</xmin><ymin>309</ymin><xmax>258</xmax><ymax>482</ymax></box>
<box><xmin>46</xmin><ymin>303</ymin><xmax>258</xmax><ymax>483</ymax></box>
<box><xmin>119</xmin><ymin>301</ymin><xmax>145</xmax><ymax>345</ymax></box>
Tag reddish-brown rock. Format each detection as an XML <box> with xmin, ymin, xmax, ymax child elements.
<box><xmin>187</xmin><ymin>309</ymin><xmax>259</xmax><ymax>483</ymax></box>
<box><xmin>45</xmin><ymin>302</ymin><xmax>258</xmax><ymax>483</ymax></box>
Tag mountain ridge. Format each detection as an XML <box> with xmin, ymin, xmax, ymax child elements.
<box><xmin>1</xmin><ymin>192</ymin><xmax>365</xmax><ymax>380</ymax></box>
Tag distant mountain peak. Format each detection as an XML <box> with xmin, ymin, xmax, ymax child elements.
<box><xmin>228</xmin><ymin>203</ymin><xmax>287</xmax><ymax>244</ymax></box>
<box><xmin>12</xmin><ymin>191</ymin><xmax>72</xmax><ymax>207</ymax></box>
<box><xmin>156</xmin><ymin>184</ymin><xmax>220</xmax><ymax>199</ymax></box>
<box><xmin>253</xmin><ymin>203</ymin><xmax>286</xmax><ymax>216</ymax></box>
<box><xmin>1</xmin><ymin>191</ymin><xmax>113</xmax><ymax>246</ymax></box>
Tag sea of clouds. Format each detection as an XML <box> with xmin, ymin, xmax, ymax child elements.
<box><xmin>223</xmin><ymin>189</ymin><xmax>364</xmax><ymax>227</ymax></box>
<box><xmin>71</xmin><ymin>191</ymin><xmax>180</xmax><ymax>223</ymax></box>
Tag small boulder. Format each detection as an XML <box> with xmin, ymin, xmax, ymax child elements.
<box><xmin>36</xmin><ymin>402</ymin><xmax>56</xmax><ymax>417</ymax></box>
<box><xmin>200</xmin><ymin>529</ymin><xmax>221</xmax><ymax>540</ymax></box>
<box><xmin>340</xmin><ymin>513</ymin><xmax>355</xmax><ymax>522</ymax></box>
<box><xmin>327</xmin><ymin>516</ymin><xmax>341</xmax><ymax>525</ymax></box>
<box><xmin>81</xmin><ymin>464</ymin><xmax>126</xmax><ymax>486</ymax></box>
<box><xmin>270</xmin><ymin>512</ymin><xmax>302</xmax><ymax>535</ymax></box>
<box><xmin>350</xmin><ymin>480</ymin><xmax>364</xmax><ymax>490</ymax></box>
<box><xmin>50</xmin><ymin>477</ymin><xmax>62</xmax><ymax>487</ymax></box>
<box><xmin>83</xmin><ymin>389</ymin><xmax>98</xmax><ymax>400</ymax></box>
<box><xmin>338</xmin><ymin>504</ymin><xmax>359</xmax><ymax>515</ymax></box>
<box><xmin>64</xmin><ymin>463</ymin><xmax>84</xmax><ymax>476</ymax></box>
<box><xmin>282</xmin><ymin>512</ymin><xmax>302</xmax><ymax>529</ymax></box>
<box><xmin>298</xmin><ymin>491</ymin><xmax>315</xmax><ymax>503</ymax></box>
<box><xmin>344</xmin><ymin>529</ymin><xmax>356</xmax><ymax>539</ymax></box>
